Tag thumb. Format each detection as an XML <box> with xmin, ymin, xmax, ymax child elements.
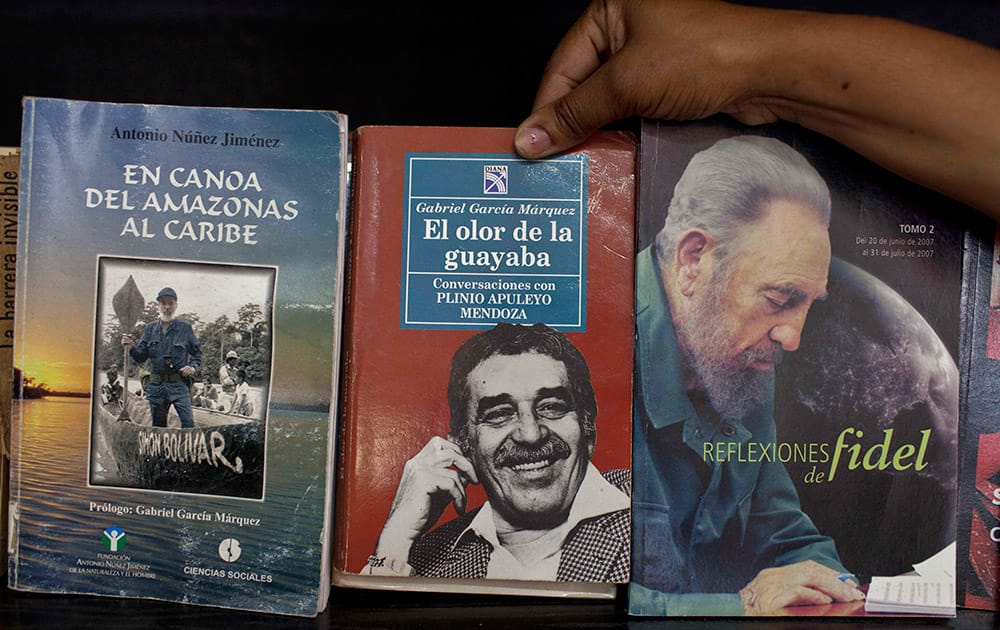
<box><xmin>514</xmin><ymin>58</ymin><xmax>633</xmax><ymax>159</ymax></box>
<box><xmin>515</xmin><ymin>61</ymin><xmax>629</xmax><ymax>159</ymax></box>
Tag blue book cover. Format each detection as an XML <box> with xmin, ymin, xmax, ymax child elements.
<box><xmin>9</xmin><ymin>97</ymin><xmax>348</xmax><ymax>616</ymax></box>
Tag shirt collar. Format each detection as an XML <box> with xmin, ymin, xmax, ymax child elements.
<box><xmin>456</xmin><ymin>463</ymin><xmax>629</xmax><ymax>553</ymax></box>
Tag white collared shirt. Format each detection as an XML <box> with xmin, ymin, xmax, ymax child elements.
<box><xmin>457</xmin><ymin>463</ymin><xmax>630</xmax><ymax>580</ymax></box>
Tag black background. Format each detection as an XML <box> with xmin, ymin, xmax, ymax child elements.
<box><xmin>3</xmin><ymin>1</ymin><xmax>999</xmax><ymax>627</ymax></box>
<box><xmin>4</xmin><ymin>1</ymin><xmax>1000</xmax><ymax>144</ymax></box>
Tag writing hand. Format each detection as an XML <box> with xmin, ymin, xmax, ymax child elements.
<box><xmin>740</xmin><ymin>560</ymin><xmax>864</xmax><ymax>615</ymax></box>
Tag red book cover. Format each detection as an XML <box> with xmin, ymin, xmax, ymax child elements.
<box><xmin>333</xmin><ymin>126</ymin><xmax>635</xmax><ymax>596</ymax></box>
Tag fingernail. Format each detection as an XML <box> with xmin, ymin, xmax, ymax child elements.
<box><xmin>853</xmin><ymin>589</ymin><xmax>865</xmax><ymax>600</ymax></box>
<box><xmin>515</xmin><ymin>127</ymin><xmax>551</xmax><ymax>157</ymax></box>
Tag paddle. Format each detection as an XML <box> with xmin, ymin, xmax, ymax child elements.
<box><xmin>112</xmin><ymin>275</ymin><xmax>145</xmax><ymax>422</ymax></box>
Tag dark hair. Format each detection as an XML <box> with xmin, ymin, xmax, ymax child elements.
<box><xmin>447</xmin><ymin>322</ymin><xmax>597</xmax><ymax>451</ymax></box>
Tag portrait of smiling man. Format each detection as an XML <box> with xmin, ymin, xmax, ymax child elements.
<box><xmin>631</xmin><ymin>134</ymin><xmax>865</xmax><ymax>616</ymax></box>
<box><xmin>366</xmin><ymin>322</ymin><xmax>630</xmax><ymax>583</ymax></box>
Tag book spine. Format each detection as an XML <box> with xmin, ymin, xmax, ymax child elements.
<box><xmin>956</xmin><ymin>217</ymin><xmax>1000</xmax><ymax>611</ymax></box>
<box><xmin>0</xmin><ymin>149</ymin><xmax>17</xmax><ymax>578</ymax></box>
<box><xmin>333</xmin><ymin>127</ymin><xmax>366</xmax><ymax>574</ymax></box>
<box><xmin>8</xmin><ymin>97</ymin><xmax>34</xmax><ymax>586</ymax></box>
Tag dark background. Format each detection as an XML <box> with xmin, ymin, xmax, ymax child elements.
<box><xmin>3</xmin><ymin>1</ymin><xmax>999</xmax><ymax>627</ymax></box>
<box><xmin>3</xmin><ymin>1</ymin><xmax>1000</xmax><ymax>145</ymax></box>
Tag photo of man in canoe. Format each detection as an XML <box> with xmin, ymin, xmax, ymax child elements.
<box><xmin>89</xmin><ymin>257</ymin><xmax>276</xmax><ymax>499</ymax></box>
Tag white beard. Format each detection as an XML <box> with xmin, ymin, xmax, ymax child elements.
<box><xmin>674</xmin><ymin>278</ymin><xmax>780</xmax><ymax>421</ymax></box>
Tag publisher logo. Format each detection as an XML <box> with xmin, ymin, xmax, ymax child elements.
<box><xmin>102</xmin><ymin>527</ymin><xmax>126</xmax><ymax>552</ymax></box>
<box><xmin>219</xmin><ymin>538</ymin><xmax>242</xmax><ymax>563</ymax></box>
<box><xmin>484</xmin><ymin>165</ymin><xmax>508</xmax><ymax>195</ymax></box>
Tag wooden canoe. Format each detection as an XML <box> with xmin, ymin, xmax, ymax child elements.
<box><xmin>94</xmin><ymin>396</ymin><xmax>265</xmax><ymax>499</ymax></box>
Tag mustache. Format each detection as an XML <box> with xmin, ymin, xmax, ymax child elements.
<box><xmin>494</xmin><ymin>433</ymin><xmax>571</xmax><ymax>468</ymax></box>
<box><xmin>740</xmin><ymin>341</ymin><xmax>784</xmax><ymax>368</ymax></box>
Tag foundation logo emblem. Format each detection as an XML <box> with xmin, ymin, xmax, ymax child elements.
<box><xmin>102</xmin><ymin>527</ymin><xmax>126</xmax><ymax>551</ymax></box>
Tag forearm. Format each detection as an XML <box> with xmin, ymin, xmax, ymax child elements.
<box><xmin>188</xmin><ymin>339</ymin><xmax>203</xmax><ymax>370</ymax></box>
<box><xmin>519</xmin><ymin>0</ymin><xmax>1000</xmax><ymax>216</ymax></box>
<box><xmin>742</xmin><ymin>9</ymin><xmax>1000</xmax><ymax>216</ymax></box>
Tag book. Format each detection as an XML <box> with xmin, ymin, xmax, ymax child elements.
<box><xmin>0</xmin><ymin>147</ymin><xmax>17</xmax><ymax>578</ymax></box>
<box><xmin>864</xmin><ymin>576</ymin><xmax>955</xmax><ymax>616</ymax></box>
<box><xmin>8</xmin><ymin>97</ymin><xmax>348</xmax><ymax>616</ymax></box>
<box><xmin>629</xmin><ymin>119</ymin><xmax>964</xmax><ymax>617</ymax></box>
<box><xmin>333</xmin><ymin>126</ymin><xmax>635</xmax><ymax>598</ymax></box>
<box><xmin>956</xmin><ymin>217</ymin><xmax>1000</xmax><ymax>611</ymax></box>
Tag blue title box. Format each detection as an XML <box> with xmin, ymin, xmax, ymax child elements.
<box><xmin>401</xmin><ymin>153</ymin><xmax>588</xmax><ymax>330</ymax></box>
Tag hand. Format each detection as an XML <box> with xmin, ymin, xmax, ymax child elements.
<box><xmin>121</xmin><ymin>334</ymin><xmax>134</xmax><ymax>347</ymax></box>
<box><xmin>179</xmin><ymin>366</ymin><xmax>196</xmax><ymax>378</ymax></box>
<box><xmin>739</xmin><ymin>561</ymin><xmax>864</xmax><ymax>615</ymax></box>
<box><xmin>515</xmin><ymin>0</ymin><xmax>1000</xmax><ymax>216</ymax></box>
<box><xmin>515</xmin><ymin>0</ymin><xmax>777</xmax><ymax>159</ymax></box>
<box><xmin>373</xmin><ymin>436</ymin><xmax>479</xmax><ymax>568</ymax></box>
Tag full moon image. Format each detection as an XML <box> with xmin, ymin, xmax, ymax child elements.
<box><xmin>775</xmin><ymin>256</ymin><xmax>958</xmax><ymax>578</ymax></box>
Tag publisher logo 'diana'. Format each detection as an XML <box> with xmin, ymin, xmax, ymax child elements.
<box><xmin>102</xmin><ymin>527</ymin><xmax>126</xmax><ymax>552</ymax></box>
<box><xmin>484</xmin><ymin>165</ymin><xmax>508</xmax><ymax>195</ymax></box>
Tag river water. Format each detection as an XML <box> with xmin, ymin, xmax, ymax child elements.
<box><xmin>8</xmin><ymin>397</ymin><xmax>333</xmax><ymax>615</ymax></box>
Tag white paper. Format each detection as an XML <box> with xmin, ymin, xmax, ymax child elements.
<box><xmin>864</xmin><ymin>576</ymin><xmax>955</xmax><ymax>616</ymax></box>
<box><xmin>912</xmin><ymin>541</ymin><xmax>956</xmax><ymax>580</ymax></box>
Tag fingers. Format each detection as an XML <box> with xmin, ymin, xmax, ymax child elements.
<box><xmin>445</xmin><ymin>435</ymin><xmax>478</xmax><ymax>485</ymax></box>
<box><xmin>515</xmin><ymin>1</ymin><xmax>624</xmax><ymax>159</ymax></box>
<box><xmin>743</xmin><ymin>561</ymin><xmax>865</xmax><ymax>614</ymax></box>
<box><xmin>405</xmin><ymin>436</ymin><xmax>476</xmax><ymax>513</ymax></box>
<box><xmin>785</xmin><ymin>561</ymin><xmax>865</xmax><ymax>603</ymax></box>
<box><xmin>529</xmin><ymin>1</ymin><xmax>615</xmax><ymax>113</ymax></box>
<box><xmin>422</xmin><ymin>436</ymin><xmax>476</xmax><ymax>484</ymax></box>
<box><xmin>808</xmin><ymin>569</ymin><xmax>866</xmax><ymax>603</ymax></box>
<box><xmin>421</xmin><ymin>466</ymin><xmax>468</xmax><ymax>514</ymax></box>
<box><xmin>516</xmin><ymin>58</ymin><xmax>632</xmax><ymax>160</ymax></box>
<box><xmin>385</xmin><ymin>450</ymin><xmax>468</xmax><ymax>538</ymax></box>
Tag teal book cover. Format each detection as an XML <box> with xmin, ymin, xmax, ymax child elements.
<box><xmin>8</xmin><ymin>97</ymin><xmax>348</xmax><ymax>616</ymax></box>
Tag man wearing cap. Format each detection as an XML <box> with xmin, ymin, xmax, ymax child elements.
<box><xmin>219</xmin><ymin>350</ymin><xmax>239</xmax><ymax>394</ymax></box>
<box><xmin>122</xmin><ymin>287</ymin><xmax>203</xmax><ymax>428</ymax></box>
